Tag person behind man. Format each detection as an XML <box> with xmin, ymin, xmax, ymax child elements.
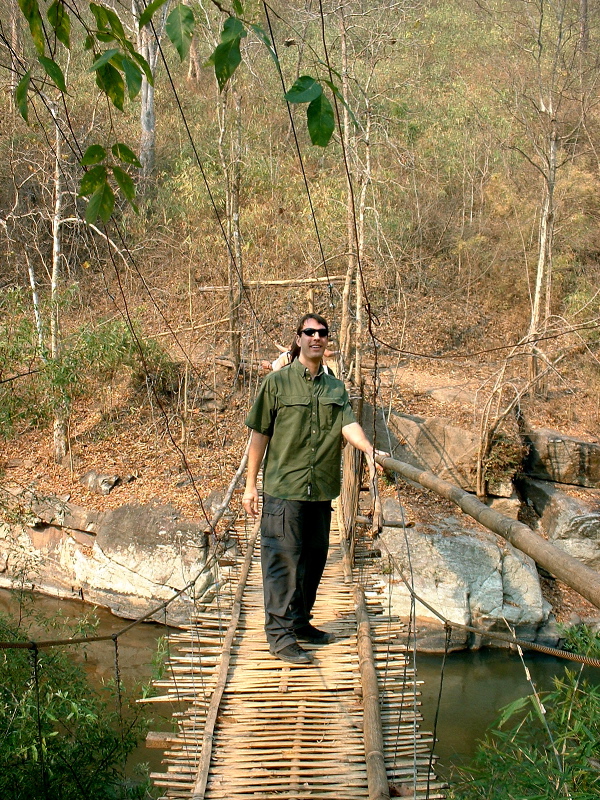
<box><xmin>243</xmin><ymin>313</ymin><xmax>380</xmax><ymax>665</ymax></box>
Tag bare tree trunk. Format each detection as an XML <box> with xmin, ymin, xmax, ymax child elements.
<box><xmin>353</xmin><ymin>101</ymin><xmax>372</xmax><ymax>389</ymax></box>
<box><xmin>25</xmin><ymin>252</ymin><xmax>44</xmax><ymax>354</ymax></box>
<box><xmin>188</xmin><ymin>34</ymin><xmax>202</xmax><ymax>81</ymax></box>
<box><xmin>50</xmin><ymin>107</ymin><xmax>68</xmax><ymax>464</ymax></box>
<box><xmin>133</xmin><ymin>0</ymin><xmax>170</xmax><ymax>180</ymax></box>
<box><xmin>579</xmin><ymin>0</ymin><xmax>589</xmax><ymax>53</ymax></box>
<box><xmin>528</xmin><ymin>116</ymin><xmax>556</xmax><ymax>392</ymax></box>
<box><xmin>338</xmin><ymin>6</ymin><xmax>355</xmax><ymax>378</ymax></box>
<box><xmin>9</xmin><ymin>0</ymin><xmax>21</xmax><ymax>107</ymax></box>
<box><xmin>229</xmin><ymin>90</ymin><xmax>243</xmax><ymax>377</ymax></box>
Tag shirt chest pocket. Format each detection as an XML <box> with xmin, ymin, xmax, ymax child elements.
<box><xmin>318</xmin><ymin>393</ymin><xmax>345</xmax><ymax>428</ymax></box>
<box><xmin>277</xmin><ymin>395</ymin><xmax>311</xmax><ymax>428</ymax></box>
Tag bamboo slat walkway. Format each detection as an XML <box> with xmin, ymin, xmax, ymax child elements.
<box><xmin>148</xmin><ymin>504</ymin><xmax>445</xmax><ymax>800</ymax></box>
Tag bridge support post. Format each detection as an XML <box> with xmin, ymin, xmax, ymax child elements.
<box><xmin>354</xmin><ymin>584</ymin><xmax>390</xmax><ymax>800</ymax></box>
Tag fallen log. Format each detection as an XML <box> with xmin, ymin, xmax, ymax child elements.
<box><xmin>377</xmin><ymin>455</ymin><xmax>600</xmax><ymax>610</ymax></box>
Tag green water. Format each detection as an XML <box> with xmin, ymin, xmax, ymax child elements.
<box><xmin>418</xmin><ymin>648</ymin><xmax>600</xmax><ymax>779</ymax></box>
<box><xmin>1</xmin><ymin>589</ymin><xmax>596</xmax><ymax>782</ymax></box>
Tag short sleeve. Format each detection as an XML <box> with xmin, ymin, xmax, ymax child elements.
<box><xmin>340</xmin><ymin>395</ymin><xmax>356</xmax><ymax>427</ymax></box>
<box><xmin>245</xmin><ymin>377</ymin><xmax>277</xmax><ymax>436</ymax></box>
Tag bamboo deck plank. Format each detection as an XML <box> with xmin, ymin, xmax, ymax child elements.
<box><xmin>149</xmin><ymin>498</ymin><xmax>444</xmax><ymax>800</ymax></box>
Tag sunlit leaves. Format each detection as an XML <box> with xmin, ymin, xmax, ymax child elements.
<box><xmin>47</xmin><ymin>0</ymin><xmax>70</xmax><ymax>49</ymax></box>
<box><xmin>208</xmin><ymin>16</ymin><xmax>246</xmax><ymax>92</ymax></box>
<box><xmin>306</xmin><ymin>93</ymin><xmax>335</xmax><ymax>147</ymax></box>
<box><xmin>18</xmin><ymin>0</ymin><xmax>45</xmax><ymax>55</ymax></box>
<box><xmin>166</xmin><ymin>4</ymin><xmax>195</xmax><ymax>61</ymax></box>
<box><xmin>94</xmin><ymin>62</ymin><xmax>125</xmax><ymax>111</ymax></box>
<box><xmin>15</xmin><ymin>71</ymin><xmax>31</xmax><ymax>122</ymax></box>
<box><xmin>139</xmin><ymin>0</ymin><xmax>170</xmax><ymax>29</ymax></box>
<box><xmin>286</xmin><ymin>77</ymin><xmax>336</xmax><ymax>147</ymax></box>
<box><xmin>112</xmin><ymin>143</ymin><xmax>142</xmax><ymax>169</ymax></box>
<box><xmin>38</xmin><ymin>55</ymin><xmax>66</xmax><ymax>92</ymax></box>
<box><xmin>80</xmin><ymin>145</ymin><xmax>107</xmax><ymax>166</ymax></box>
<box><xmin>89</xmin><ymin>47</ymin><xmax>120</xmax><ymax>71</ymax></box>
<box><xmin>285</xmin><ymin>76</ymin><xmax>322</xmax><ymax>104</ymax></box>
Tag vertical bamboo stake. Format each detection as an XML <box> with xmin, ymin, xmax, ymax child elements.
<box><xmin>354</xmin><ymin>584</ymin><xmax>390</xmax><ymax>800</ymax></box>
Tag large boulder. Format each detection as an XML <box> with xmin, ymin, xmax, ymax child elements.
<box><xmin>0</xmin><ymin>494</ymin><xmax>216</xmax><ymax>626</ymax></box>
<box><xmin>522</xmin><ymin>427</ymin><xmax>600</xmax><ymax>488</ymax></box>
<box><xmin>518</xmin><ymin>478</ymin><xmax>600</xmax><ymax>569</ymax></box>
<box><xmin>379</xmin><ymin>498</ymin><xmax>551</xmax><ymax>652</ymax></box>
<box><xmin>384</xmin><ymin>412</ymin><xmax>480</xmax><ymax>491</ymax></box>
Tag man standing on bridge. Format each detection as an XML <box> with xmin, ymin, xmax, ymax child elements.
<box><xmin>243</xmin><ymin>313</ymin><xmax>381</xmax><ymax>665</ymax></box>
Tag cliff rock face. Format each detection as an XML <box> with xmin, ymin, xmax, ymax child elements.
<box><xmin>522</xmin><ymin>428</ymin><xmax>600</xmax><ymax>488</ymax></box>
<box><xmin>0</xmin><ymin>494</ymin><xmax>216</xmax><ymax>626</ymax></box>
<box><xmin>518</xmin><ymin>478</ymin><xmax>600</xmax><ymax>569</ymax></box>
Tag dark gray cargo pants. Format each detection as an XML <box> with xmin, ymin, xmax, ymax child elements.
<box><xmin>260</xmin><ymin>493</ymin><xmax>331</xmax><ymax>653</ymax></box>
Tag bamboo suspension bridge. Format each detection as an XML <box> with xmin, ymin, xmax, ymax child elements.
<box><xmin>142</xmin><ymin>424</ymin><xmax>600</xmax><ymax>800</ymax></box>
<box><xmin>144</xmin><ymin>451</ymin><xmax>446</xmax><ymax>800</ymax></box>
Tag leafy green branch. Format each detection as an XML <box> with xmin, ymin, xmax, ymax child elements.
<box><xmin>15</xmin><ymin>0</ymin><xmax>349</xmax><ymax>224</ymax></box>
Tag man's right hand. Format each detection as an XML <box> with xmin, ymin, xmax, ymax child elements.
<box><xmin>243</xmin><ymin>486</ymin><xmax>260</xmax><ymax>517</ymax></box>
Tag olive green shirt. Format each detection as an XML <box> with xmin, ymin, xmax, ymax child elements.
<box><xmin>245</xmin><ymin>358</ymin><xmax>356</xmax><ymax>501</ymax></box>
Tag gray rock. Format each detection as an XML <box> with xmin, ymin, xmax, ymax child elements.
<box><xmin>484</xmin><ymin>491</ymin><xmax>522</xmax><ymax>519</ymax></box>
<box><xmin>79</xmin><ymin>470</ymin><xmax>121</xmax><ymax>495</ymax></box>
<box><xmin>0</xmin><ymin>498</ymin><xmax>216</xmax><ymax>626</ymax></box>
<box><xmin>518</xmin><ymin>478</ymin><xmax>600</xmax><ymax>568</ymax></box>
<box><xmin>523</xmin><ymin>427</ymin><xmax>600</xmax><ymax>488</ymax></box>
<box><xmin>385</xmin><ymin>412</ymin><xmax>479</xmax><ymax>491</ymax></box>
<box><xmin>379</xmin><ymin>498</ymin><xmax>549</xmax><ymax>652</ymax></box>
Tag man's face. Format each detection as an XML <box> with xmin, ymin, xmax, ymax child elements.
<box><xmin>296</xmin><ymin>318</ymin><xmax>329</xmax><ymax>361</ymax></box>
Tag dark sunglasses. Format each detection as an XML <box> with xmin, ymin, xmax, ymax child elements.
<box><xmin>300</xmin><ymin>328</ymin><xmax>328</xmax><ymax>338</ymax></box>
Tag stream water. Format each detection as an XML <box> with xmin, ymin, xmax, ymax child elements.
<box><xmin>1</xmin><ymin>588</ymin><xmax>596</xmax><ymax>783</ymax></box>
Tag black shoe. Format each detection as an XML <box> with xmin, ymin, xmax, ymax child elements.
<box><xmin>296</xmin><ymin>624</ymin><xmax>337</xmax><ymax>645</ymax></box>
<box><xmin>270</xmin><ymin>642</ymin><xmax>313</xmax><ymax>665</ymax></box>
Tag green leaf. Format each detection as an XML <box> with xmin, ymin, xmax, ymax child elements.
<box><xmin>323</xmin><ymin>79</ymin><xmax>359</xmax><ymax>129</ymax></box>
<box><xmin>15</xmin><ymin>70</ymin><xmax>31</xmax><ymax>122</ymax></box>
<box><xmin>166</xmin><ymin>4</ymin><xmax>195</xmax><ymax>61</ymax></box>
<box><xmin>95</xmin><ymin>62</ymin><xmax>125</xmax><ymax>110</ymax></box>
<box><xmin>130</xmin><ymin>51</ymin><xmax>154</xmax><ymax>85</ymax></box>
<box><xmin>79</xmin><ymin>165</ymin><xmax>107</xmax><ymax>197</ymax></box>
<box><xmin>47</xmin><ymin>0</ymin><xmax>70</xmax><ymax>49</ymax></box>
<box><xmin>498</xmin><ymin>696</ymin><xmax>529</xmax><ymax>728</ymax></box>
<box><xmin>285</xmin><ymin>75</ymin><xmax>322</xmax><ymax>104</ymax></box>
<box><xmin>112</xmin><ymin>166</ymin><xmax>138</xmax><ymax>211</ymax></box>
<box><xmin>38</xmin><ymin>55</ymin><xmax>67</xmax><ymax>92</ymax></box>
<box><xmin>89</xmin><ymin>48</ymin><xmax>120</xmax><ymax>72</ymax></box>
<box><xmin>103</xmin><ymin>6</ymin><xmax>126</xmax><ymax>42</ymax></box>
<box><xmin>220</xmin><ymin>16</ymin><xmax>245</xmax><ymax>44</ymax></box>
<box><xmin>86</xmin><ymin>182</ymin><xmax>115</xmax><ymax>224</ymax></box>
<box><xmin>249</xmin><ymin>23</ymin><xmax>278</xmax><ymax>67</ymax></box>
<box><xmin>79</xmin><ymin>145</ymin><xmax>107</xmax><ymax>167</ymax></box>
<box><xmin>307</xmin><ymin>93</ymin><xmax>335</xmax><ymax>147</ymax></box>
<box><xmin>112</xmin><ymin>143</ymin><xmax>141</xmax><ymax>168</ymax></box>
<box><xmin>211</xmin><ymin>37</ymin><xmax>242</xmax><ymax>92</ymax></box>
<box><xmin>84</xmin><ymin>34</ymin><xmax>94</xmax><ymax>50</ymax></box>
<box><xmin>18</xmin><ymin>0</ymin><xmax>45</xmax><ymax>55</ymax></box>
<box><xmin>139</xmin><ymin>0</ymin><xmax>170</xmax><ymax>29</ymax></box>
<box><xmin>232</xmin><ymin>0</ymin><xmax>244</xmax><ymax>15</ymax></box>
<box><xmin>122</xmin><ymin>57</ymin><xmax>142</xmax><ymax>100</ymax></box>
<box><xmin>90</xmin><ymin>3</ymin><xmax>109</xmax><ymax>32</ymax></box>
